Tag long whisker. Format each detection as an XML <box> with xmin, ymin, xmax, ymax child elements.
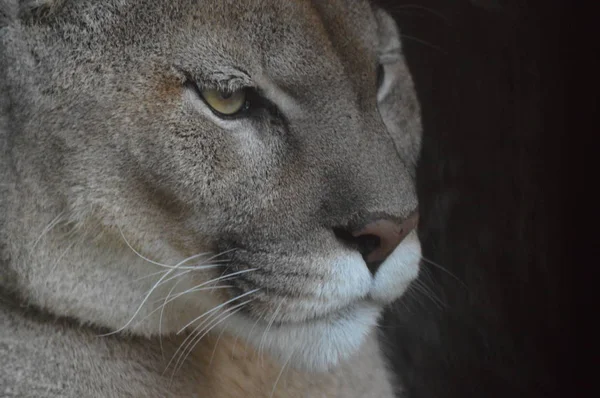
<box><xmin>179</xmin><ymin>301</ymin><xmax>252</xmax><ymax>373</ymax></box>
<box><xmin>172</xmin><ymin>305</ymin><xmax>249</xmax><ymax>382</ymax></box>
<box><xmin>118</xmin><ymin>226</ymin><xmax>228</xmax><ymax>270</ymax></box>
<box><xmin>136</xmin><ymin>257</ymin><xmax>234</xmax><ymax>289</ymax></box>
<box><xmin>98</xmin><ymin>267</ymin><xmax>176</xmax><ymax>337</ymax></box>
<box><xmin>153</xmin><ymin>268</ymin><xmax>257</xmax><ymax>309</ymax></box>
<box><xmin>158</xmin><ymin>271</ymin><xmax>193</xmax><ymax>359</ymax></box>
<box><xmin>99</xmin><ymin>253</ymin><xmax>214</xmax><ymax>337</ymax></box>
<box><xmin>31</xmin><ymin>211</ymin><xmax>65</xmax><ymax>249</ymax></box>
<box><xmin>176</xmin><ymin>288</ymin><xmax>260</xmax><ymax>334</ymax></box>
<box><xmin>168</xmin><ymin>299</ymin><xmax>255</xmax><ymax>380</ymax></box>
<box><xmin>209</xmin><ymin>322</ymin><xmax>228</xmax><ymax>366</ymax></box>
<box><xmin>167</xmin><ymin>289</ymin><xmax>258</xmax><ymax>373</ymax></box>
<box><xmin>419</xmin><ymin>255</ymin><xmax>468</xmax><ymax>289</ymax></box>
<box><xmin>400</xmin><ymin>34</ymin><xmax>447</xmax><ymax>54</ymax></box>
<box><xmin>270</xmin><ymin>347</ymin><xmax>295</xmax><ymax>398</ymax></box>
<box><xmin>195</xmin><ymin>248</ymin><xmax>238</xmax><ymax>264</ymax></box>
<box><xmin>390</xmin><ymin>4</ymin><xmax>452</xmax><ymax>25</ymax></box>
<box><xmin>209</xmin><ymin>263</ymin><xmax>236</xmax><ymax>290</ymax></box>
<box><xmin>133</xmin><ymin>268</ymin><xmax>170</xmax><ymax>284</ymax></box>
<box><xmin>242</xmin><ymin>308</ymin><xmax>267</xmax><ymax>360</ymax></box>
<box><xmin>137</xmin><ymin>285</ymin><xmax>234</xmax><ymax>330</ymax></box>
<box><xmin>118</xmin><ymin>226</ymin><xmax>178</xmax><ymax>268</ymax></box>
<box><xmin>410</xmin><ymin>279</ymin><xmax>446</xmax><ymax>310</ymax></box>
<box><xmin>259</xmin><ymin>299</ymin><xmax>284</xmax><ymax>366</ymax></box>
<box><xmin>49</xmin><ymin>236</ymin><xmax>80</xmax><ymax>274</ymax></box>
<box><xmin>140</xmin><ymin>269</ymin><xmax>193</xmax><ymax>301</ymax></box>
<box><xmin>166</xmin><ymin>307</ymin><xmax>226</xmax><ymax>377</ymax></box>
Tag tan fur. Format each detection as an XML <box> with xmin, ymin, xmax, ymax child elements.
<box><xmin>197</xmin><ymin>332</ymin><xmax>395</xmax><ymax>397</ymax></box>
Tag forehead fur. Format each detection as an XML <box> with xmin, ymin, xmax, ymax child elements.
<box><xmin>14</xmin><ymin>0</ymin><xmax>381</xmax><ymax>90</ymax></box>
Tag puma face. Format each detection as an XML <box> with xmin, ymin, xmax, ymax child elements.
<box><xmin>1</xmin><ymin>0</ymin><xmax>422</xmax><ymax>371</ymax></box>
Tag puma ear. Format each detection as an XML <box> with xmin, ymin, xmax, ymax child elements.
<box><xmin>372</xmin><ymin>7</ymin><xmax>403</xmax><ymax>56</ymax></box>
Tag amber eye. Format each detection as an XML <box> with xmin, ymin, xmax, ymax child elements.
<box><xmin>200</xmin><ymin>88</ymin><xmax>248</xmax><ymax>116</ymax></box>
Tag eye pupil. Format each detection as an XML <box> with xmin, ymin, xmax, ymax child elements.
<box><xmin>220</xmin><ymin>91</ymin><xmax>233</xmax><ymax>100</ymax></box>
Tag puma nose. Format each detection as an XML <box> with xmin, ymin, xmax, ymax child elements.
<box><xmin>346</xmin><ymin>210</ymin><xmax>419</xmax><ymax>275</ymax></box>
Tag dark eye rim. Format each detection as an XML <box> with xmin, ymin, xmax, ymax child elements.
<box><xmin>376</xmin><ymin>63</ymin><xmax>385</xmax><ymax>90</ymax></box>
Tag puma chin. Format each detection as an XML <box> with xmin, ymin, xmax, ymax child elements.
<box><xmin>0</xmin><ymin>0</ymin><xmax>423</xmax><ymax>376</ymax></box>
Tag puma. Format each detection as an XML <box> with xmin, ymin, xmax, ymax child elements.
<box><xmin>0</xmin><ymin>0</ymin><xmax>422</xmax><ymax>396</ymax></box>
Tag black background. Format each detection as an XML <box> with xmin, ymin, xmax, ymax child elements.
<box><xmin>375</xmin><ymin>1</ymin><xmax>569</xmax><ymax>397</ymax></box>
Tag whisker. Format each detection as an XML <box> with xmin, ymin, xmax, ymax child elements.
<box><xmin>118</xmin><ymin>226</ymin><xmax>176</xmax><ymax>268</ymax></box>
<box><xmin>259</xmin><ymin>299</ymin><xmax>284</xmax><ymax>367</ymax></box>
<box><xmin>400</xmin><ymin>34</ymin><xmax>447</xmax><ymax>54</ymax></box>
<box><xmin>97</xmin><ymin>267</ymin><xmax>176</xmax><ymax>337</ymax></box>
<box><xmin>410</xmin><ymin>279</ymin><xmax>446</xmax><ymax>310</ymax></box>
<box><xmin>158</xmin><ymin>276</ymin><xmax>184</xmax><ymax>360</ymax></box>
<box><xmin>419</xmin><ymin>255</ymin><xmax>468</xmax><ymax>289</ymax></box>
<box><xmin>168</xmin><ymin>299</ymin><xmax>254</xmax><ymax>381</ymax></box>
<box><xmin>176</xmin><ymin>288</ymin><xmax>260</xmax><ymax>335</ymax></box>
<box><xmin>152</xmin><ymin>268</ymin><xmax>257</xmax><ymax>309</ymax></box>
<box><xmin>209</xmin><ymin>322</ymin><xmax>228</xmax><ymax>366</ymax></box>
<box><xmin>129</xmin><ymin>272</ymin><xmax>196</xmax><ymax>329</ymax></box>
<box><xmin>49</xmin><ymin>236</ymin><xmax>81</xmax><ymax>275</ymax></box>
<box><xmin>118</xmin><ymin>226</ymin><xmax>226</xmax><ymax>270</ymax></box>
<box><xmin>270</xmin><ymin>347</ymin><xmax>295</xmax><ymax>398</ymax></box>
<box><xmin>173</xmin><ymin>304</ymin><xmax>249</xmax><ymax>381</ymax></box>
<box><xmin>196</xmin><ymin>248</ymin><xmax>238</xmax><ymax>264</ymax></box>
<box><xmin>141</xmin><ymin>269</ymin><xmax>193</xmax><ymax>300</ymax></box>
<box><xmin>99</xmin><ymin>253</ymin><xmax>213</xmax><ymax>337</ymax></box>
<box><xmin>180</xmin><ymin>300</ymin><xmax>251</xmax><ymax>369</ymax></box>
<box><xmin>132</xmin><ymin>268</ymin><xmax>170</xmax><ymax>283</ymax></box>
<box><xmin>209</xmin><ymin>263</ymin><xmax>236</xmax><ymax>291</ymax></box>
<box><xmin>31</xmin><ymin>211</ymin><xmax>65</xmax><ymax>250</ymax></box>
<box><xmin>166</xmin><ymin>310</ymin><xmax>225</xmax><ymax>377</ymax></box>
<box><xmin>389</xmin><ymin>4</ymin><xmax>452</xmax><ymax>25</ymax></box>
<box><xmin>242</xmin><ymin>308</ymin><xmax>267</xmax><ymax>360</ymax></box>
<box><xmin>136</xmin><ymin>285</ymin><xmax>234</xmax><ymax>330</ymax></box>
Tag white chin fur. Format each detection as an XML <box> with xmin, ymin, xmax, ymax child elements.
<box><xmin>225</xmin><ymin>302</ymin><xmax>381</xmax><ymax>372</ymax></box>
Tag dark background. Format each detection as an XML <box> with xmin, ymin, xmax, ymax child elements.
<box><xmin>375</xmin><ymin>1</ymin><xmax>569</xmax><ymax>397</ymax></box>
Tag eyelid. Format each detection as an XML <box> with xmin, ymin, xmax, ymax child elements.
<box><xmin>172</xmin><ymin>65</ymin><xmax>254</xmax><ymax>92</ymax></box>
<box><xmin>188</xmin><ymin>76</ymin><xmax>252</xmax><ymax>95</ymax></box>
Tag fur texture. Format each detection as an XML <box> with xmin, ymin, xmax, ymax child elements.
<box><xmin>0</xmin><ymin>0</ymin><xmax>422</xmax><ymax>396</ymax></box>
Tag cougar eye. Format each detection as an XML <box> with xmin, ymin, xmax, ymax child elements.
<box><xmin>200</xmin><ymin>88</ymin><xmax>249</xmax><ymax>116</ymax></box>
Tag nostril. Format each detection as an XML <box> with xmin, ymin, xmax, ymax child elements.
<box><xmin>354</xmin><ymin>233</ymin><xmax>381</xmax><ymax>259</ymax></box>
<box><xmin>333</xmin><ymin>227</ymin><xmax>383</xmax><ymax>275</ymax></box>
<box><xmin>334</xmin><ymin>210</ymin><xmax>419</xmax><ymax>276</ymax></box>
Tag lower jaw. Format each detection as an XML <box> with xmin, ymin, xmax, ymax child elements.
<box><xmin>222</xmin><ymin>301</ymin><xmax>383</xmax><ymax>372</ymax></box>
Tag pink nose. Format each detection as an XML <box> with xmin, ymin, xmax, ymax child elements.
<box><xmin>352</xmin><ymin>210</ymin><xmax>419</xmax><ymax>274</ymax></box>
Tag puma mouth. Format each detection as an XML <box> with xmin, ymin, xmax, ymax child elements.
<box><xmin>218</xmin><ymin>231</ymin><xmax>421</xmax><ymax>325</ymax></box>
<box><xmin>199</xmin><ymin>233</ymin><xmax>421</xmax><ymax>370</ymax></box>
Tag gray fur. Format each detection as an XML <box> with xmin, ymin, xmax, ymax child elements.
<box><xmin>0</xmin><ymin>0</ymin><xmax>422</xmax><ymax>396</ymax></box>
